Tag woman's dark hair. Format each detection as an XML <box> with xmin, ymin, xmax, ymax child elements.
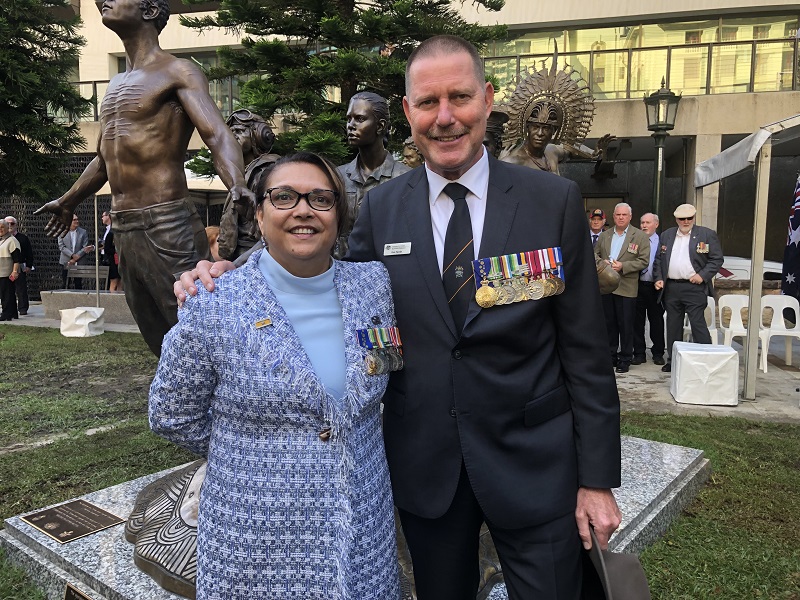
<box><xmin>255</xmin><ymin>152</ymin><xmax>348</xmax><ymax>237</ymax></box>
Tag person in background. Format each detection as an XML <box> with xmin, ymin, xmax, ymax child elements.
<box><xmin>654</xmin><ymin>203</ymin><xmax>724</xmax><ymax>373</ymax></box>
<box><xmin>205</xmin><ymin>226</ymin><xmax>222</xmax><ymax>262</ymax></box>
<box><xmin>589</xmin><ymin>208</ymin><xmax>605</xmax><ymax>248</ymax></box>
<box><xmin>57</xmin><ymin>215</ymin><xmax>93</xmax><ymax>289</ymax></box>
<box><xmin>100</xmin><ymin>211</ymin><xmax>122</xmax><ymax>291</ymax></box>
<box><xmin>594</xmin><ymin>203</ymin><xmax>650</xmax><ymax>373</ymax></box>
<box><xmin>0</xmin><ymin>220</ymin><xmax>22</xmax><ymax>321</ymax></box>
<box><xmin>4</xmin><ymin>216</ymin><xmax>33</xmax><ymax>315</ymax></box>
<box><xmin>632</xmin><ymin>212</ymin><xmax>665</xmax><ymax>366</ymax></box>
<box><xmin>151</xmin><ymin>152</ymin><xmax>400</xmax><ymax>599</ymax></box>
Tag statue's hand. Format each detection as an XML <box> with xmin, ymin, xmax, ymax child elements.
<box><xmin>34</xmin><ymin>200</ymin><xmax>73</xmax><ymax>238</ymax></box>
<box><xmin>230</xmin><ymin>185</ymin><xmax>256</xmax><ymax>222</ymax></box>
<box><xmin>592</xmin><ymin>134</ymin><xmax>616</xmax><ymax>159</ymax></box>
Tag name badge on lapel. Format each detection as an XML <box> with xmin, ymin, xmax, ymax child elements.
<box><xmin>384</xmin><ymin>243</ymin><xmax>411</xmax><ymax>256</ymax></box>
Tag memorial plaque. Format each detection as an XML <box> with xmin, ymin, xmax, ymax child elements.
<box><xmin>64</xmin><ymin>583</ymin><xmax>92</xmax><ymax>600</ymax></box>
<box><xmin>22</xmin><ymin>499</ymin><xmax>124</xmax><ymax>544</ymax></box>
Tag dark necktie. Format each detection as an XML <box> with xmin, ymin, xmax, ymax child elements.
<box><xmin>442</xmin><ymin>183</ymin><xmax>474</xmax><ymax>331</ymax></box>
<box><xmin>592</xmin><ymin>233</ymin><xmax>599</xmax><ymax>247</ymax></box>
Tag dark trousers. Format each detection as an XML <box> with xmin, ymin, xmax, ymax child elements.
<box><xmin>398</xmin><ymin>464</ymin><xmax>582</xmax><ymax>600</ymax></box>
<box><xmin>112</xmin><ymin>199</ymin><xmax>210</xmax><ymax>357</ymax></box>
<box><xmin>13</xmin><ymin>271</ymin><xmax>29</xmax><ymax>313</ymax></box>
<box><xmin>0</xmin><ymin>277</ymin><xmax>17</xmax><ymax>319</ymax></box>
<box><xmin>634</xmin><ymin>281</ymin><xmax>665</xmax><ymax>359</ymax></box>
<box><xmin>602</xmin><ymin>293</ymin><xmax>637</xmax><ymax>365</ymax></box>
<box><xmin>664</xmin><ymin>280</ymin><xmax>711</xmax><ymax>362</ymax></box>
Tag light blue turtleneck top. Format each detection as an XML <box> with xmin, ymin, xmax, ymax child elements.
<box><xmin>258</xmin><ymin>250</ymin><xmax>347</xmax><ymax>400</ymax></box>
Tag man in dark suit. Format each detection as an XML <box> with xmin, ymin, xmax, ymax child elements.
<box><xmin>654</xmin><ymin>203</ymin><xmax>724</xmax><ymax>372</ymax></box>
<box><xmin>4</xmin><ymin>216</ymin><xmax>33</xmax><ymax>315</ymax></box>
<box><xmin>347</xmin><ymin>36</ymin><xmax>621</xmax><ymax>599</ymax></box>
<box><xmin>176</xmin><ymin>35</ymin><xmax>622</xmax><ymax>600</ymax></box>
<box><xmin>57</xmin><ymin>215</ymin><xmax>93</xmax><ymax>289</ymax></box>
<box><xmin>633</xmin><ymin>212</ymin><xmax>665</xmax><ymax>365</ymax></box>
<box><xmin>594</xmin><ymin>203</ymin><xmax>650</xmax><ymax>373</ymax></box>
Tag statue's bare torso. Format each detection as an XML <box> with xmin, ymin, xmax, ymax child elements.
<box><xmin>99</xmin><ymin>54</ymin><xmax>199</xmax><ymax>211</ymax></box>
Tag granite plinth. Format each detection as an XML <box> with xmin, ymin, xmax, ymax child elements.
<box><xmin>41</xmin><ymin>291</ymin><xmax>135</xmax><ymax>326</ymax></box>
<box><xmin>2</xmin><ymin>436</ymin><xmax>709</xmax><ymax>600</ymax></box>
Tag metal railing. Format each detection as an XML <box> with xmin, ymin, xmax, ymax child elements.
<box><xmin>484</xmin><ymin>37</ymin><xmax>800</xmax><ymax>100</ymax></box>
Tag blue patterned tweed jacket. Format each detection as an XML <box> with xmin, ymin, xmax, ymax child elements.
<box><xmin>149</xmin><ymin>251</ymin><xmax>400</xmax><ymax>600</ymax></box>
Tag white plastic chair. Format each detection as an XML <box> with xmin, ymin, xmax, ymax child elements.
<box><xmin>719</xmin><ymin>295</ymin><xmax>749</xmax><ymax>346</ymax></box>
<box><xmin>683</xmin><ymin>296</ymin><xmax>719</xmax><ymax>345</ymax></box>
<box><xmin>758</xmin><ymin>295</ymin><xmax>800</xmax><ymax>373</ymax></box>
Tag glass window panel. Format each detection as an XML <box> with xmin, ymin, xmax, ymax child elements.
<box><xmin>721</xmin><ymin>15</ymin><xmax>799</xmax><ymax>41</ymax></box>
<box><xmin>484</xmin><ymin>57</ymin><xmax>518</xmax><ymax>102</ymax></box>
<box><xmin>670</xmin><ymin>46</ymin><xmax>709</xmax><ymax>96</ymax></box>
<box><xmin>753</xmin><ymin>41</ymin><xmax>796</xmax><ymax>92</ymax></box>
<box><xmin>639</xmin><ymin>21</ymin><xmax>718</xmax><ymax>49</ymax></box>
<box><xmin>590</xmin><ymin>50</ymin><xmax>628</xmax><ymax>99</ymax></box>
<box><xmin>710</xmin><ymin>43</ymin><xmax>752</xmax><ymax>94</ymax></box>
<box><xmin>491</xmin><ymin>31</ymin><xmax>561</xmax><ymax>57</ymax></box>
<box><xmin>630</xmin><ymin>49</ymin><xmax>668</xmax><ymax>98</ymax></box>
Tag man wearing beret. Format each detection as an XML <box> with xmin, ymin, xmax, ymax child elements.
<box><xmin>653</xmin><ymin>203</ymin><xmax>724</xmax><ymax>372</ymax></box>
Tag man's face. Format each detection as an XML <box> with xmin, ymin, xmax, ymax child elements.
<box><xmin>4</xmin><ymin>218</ymin><xmax>17</xmax><ymax>234</ymax></box>
<box><xmin>525</xmin><ymin>122</ymin><xmax>556</xmax><ymax>154</ymax></box>
<box><xmin>676</xmin><ymin>215</ymin><xmax>695</xmax><ymax>234</ymax></box>
<box><xmin>590</xmin><ymin>216</ymin><xmax>605</xmax><ymax>233</ymax></box>
<box><xmin>403</xmin><ymin>50</ymin><xmax>493</xmax><ymax>180</ymax></box>
<box><xmin>101</xmin><ymin>212</ymin><xmax>111</xmax><ymax>226</ymax></box>
<box><xmin>230</xmin><ymin>123</ymin><xmax>253</xmax><ymax>155</ymax></box>
<box><xmin>640</xmin><ymin>215</ymin><xmax>658</xmax><ymax>236</ymax></box>
<box><xmin>70</xmin><ymin>216</ymin><xmax>79</xmax><ymax>231</ymax></box>
<box><xmin>613</xmin><ymin>207</ymin><xmax>632</xmax><ymax>230</ymax></box>
<box><xmin>346</xmin><ymin>99</ymin><xmax>382</xmax><ymax>149</ymax></box>
<box><xmin>402</xmin><ymin>146</ymin><xmax>422</xmax><ymax>168</ymax></box>
<box><xmin>99</xmin><ymin>0</ymin><xmax>144</xmax><ymax>32</ymax></box>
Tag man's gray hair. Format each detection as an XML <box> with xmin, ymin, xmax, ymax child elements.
<box><xmin>405</xmin><ymin>35</ymin><xmax>484</xmax><ymax>95</ymax></box>
<box><xmin>614</xmin><ymin>202</ymin><xmax>632</xmax><ymax>215</ymax></box>
<box><xmin>640</xmin><ymin>212</ymin><xmax>659</xmax><ymax>224</ymax></box>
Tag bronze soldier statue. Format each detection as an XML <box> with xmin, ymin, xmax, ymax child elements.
<box><xmin>336</xmin><ymin>91</ymin><xmax>409</xmax><ymax>258</ymax></box>
<box><xmin>217</xmin><ymin>109</ymin><xmax>280</xmax><ymax>261</ymax></box>
<box><xmin>34</xmin><ymin>0</ymin><xmax>253</xmax><ymax>357</ymax></box>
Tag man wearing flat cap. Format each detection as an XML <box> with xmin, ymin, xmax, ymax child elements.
<box><xmin>653</xmin><ymin>203</ymin><xmax>724</xmax><ymax>372</ymax></box>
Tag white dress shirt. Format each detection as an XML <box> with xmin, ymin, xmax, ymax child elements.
<box><xmin>426</xmin><ymin>149</ymin><xmax>489</xmax><ymax>275</ymax></box>
<box><xmin>668</xmin><ymin>228</ymin><xmax>697</xmax><ymax>280</ymax></box>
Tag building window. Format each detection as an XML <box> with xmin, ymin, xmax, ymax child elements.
<box><xmin>685</xmin><ymin>31</ymin><xmax>702</xmax><ymax>45</ymax></box>
<box><xmin>754</xmin><ymin>25</ymin><xmax>771</xmax><ymax>40</ymax></box>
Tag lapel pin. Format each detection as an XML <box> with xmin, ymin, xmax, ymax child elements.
<box><xmin>254</xmin><ymin>318</ymin><xmax>273</xmax><ymax>329</ymax></box>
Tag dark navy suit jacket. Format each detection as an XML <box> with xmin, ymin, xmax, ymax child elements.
<box><xmin>347</xmin><ymin>156</ymin><xmax>621</xmax><ymax>528</ymax></box>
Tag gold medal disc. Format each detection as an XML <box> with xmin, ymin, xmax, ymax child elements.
<box><xmin>526</xmin><ymin>279</ymin><xmax>545</xmax><ymax>300</ymax></box>
<box><xmin>542</xmin><ymin>278</ymin><xmax>556</xmax><ymax>297</ymax></box>
<box><xmin>475</xmin><ymin>280</ymin><xmax>497</xmax><ymax>308</ymax></box>
<box><xmin>494</xmin><ymin>284</ymin><xmax>511</xmax><ymax>305</ymax></box>
<box><xmin>511</xmin><ymin>278</ymin><xmax>527</xmax><ymax>303</ymax></box>
<box><xmin>553</xmin><ymin>276</ymin><xmax>565</xmax><ymax>295</ymax></box>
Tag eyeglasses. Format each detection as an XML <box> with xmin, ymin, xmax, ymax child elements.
<box><xmin>264</xmin><ymin>187</ymin><xmax>338</xmax><ymax>211</ymax></box>
<box><xmin>677</xmin><ymin>216</ymin><xmax>694</xmax><ymax>222</ymax></box>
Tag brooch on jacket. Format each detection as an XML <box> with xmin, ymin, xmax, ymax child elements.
<box><xmin>472</xmin><ymin>248</ymin><xmax>565</xmax><ymax>309</ymax></box>
<box><xmin>660</xmin><ymin>245</ymin><xmax>667</xmax><ymax>254</ymax></box>
<box><xmin>357</xmin><ymin>327</ymin><xmax>403</xmax><ymax>375</ymax></box>
<box><xmin>696</xmin><ymin>242</ymin><xmax>709</xmax><ymax>254</ymax></box>
<box><xmin>627</xmin><ymin>242</ymin><xmax>639</xmax><ymax>254</ymax></box>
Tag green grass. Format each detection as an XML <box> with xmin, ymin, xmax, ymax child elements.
<box><xmin>1</xmin><ymin>326</ymin><xmax>799</xmax><ymax>599</ymax></box>
<box><xmin>622</xmin><ymin>414</ymin><xmax>800</xmax><ymax>599</ymax></box>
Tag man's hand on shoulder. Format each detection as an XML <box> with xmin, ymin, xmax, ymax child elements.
<box><xmin>174</xmin><ymin>260</ymin><xmax>236</xmax><ymax>306</ymax></box>
<box><xmin>33</xmin><ymin>200</ymin><xmax>73</xmax><ymax>237</ymax></box>
<box><xmin>575</xmin><ymin>487</ymin><xmax>622</xmax><ymax>550</ymax></box>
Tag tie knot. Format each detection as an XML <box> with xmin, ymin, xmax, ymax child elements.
<box><xmin>444</xmin><ymin>182</ymin><xmax>469</xmax><ymax>203</ymax></box>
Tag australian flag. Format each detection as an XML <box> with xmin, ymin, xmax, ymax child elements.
<box><xmin>782</xmin><ymin>174</ymin><xmax>800</xmax><ymax>299</ymax></box>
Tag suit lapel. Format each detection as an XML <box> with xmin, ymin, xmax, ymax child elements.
<box><xmin>401</xmin><ymin>169</ymin><xmax>457</xmax><ymax>337</ymax></box>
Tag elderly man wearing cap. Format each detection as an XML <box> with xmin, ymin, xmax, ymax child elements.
<box><xmin>589</xmin><ymin>209</ymin><xmax>605</xmax><ymax>247</ymax></box>
<box><xmin>653</xmin><ymin>203</ymin><xmax>724</xmax><ymax>372</ymax></box>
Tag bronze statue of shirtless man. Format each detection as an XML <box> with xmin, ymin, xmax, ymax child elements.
<box><xmin>35</xmin><ymin>0</ymin><xmax>253</xmax><ymax>356</ymax></box>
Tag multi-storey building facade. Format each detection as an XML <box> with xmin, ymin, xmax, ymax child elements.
<box><xmin>62</xmin><ymin>1</ymin><xmax>800</xmax><ymax>260</ymax></box>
